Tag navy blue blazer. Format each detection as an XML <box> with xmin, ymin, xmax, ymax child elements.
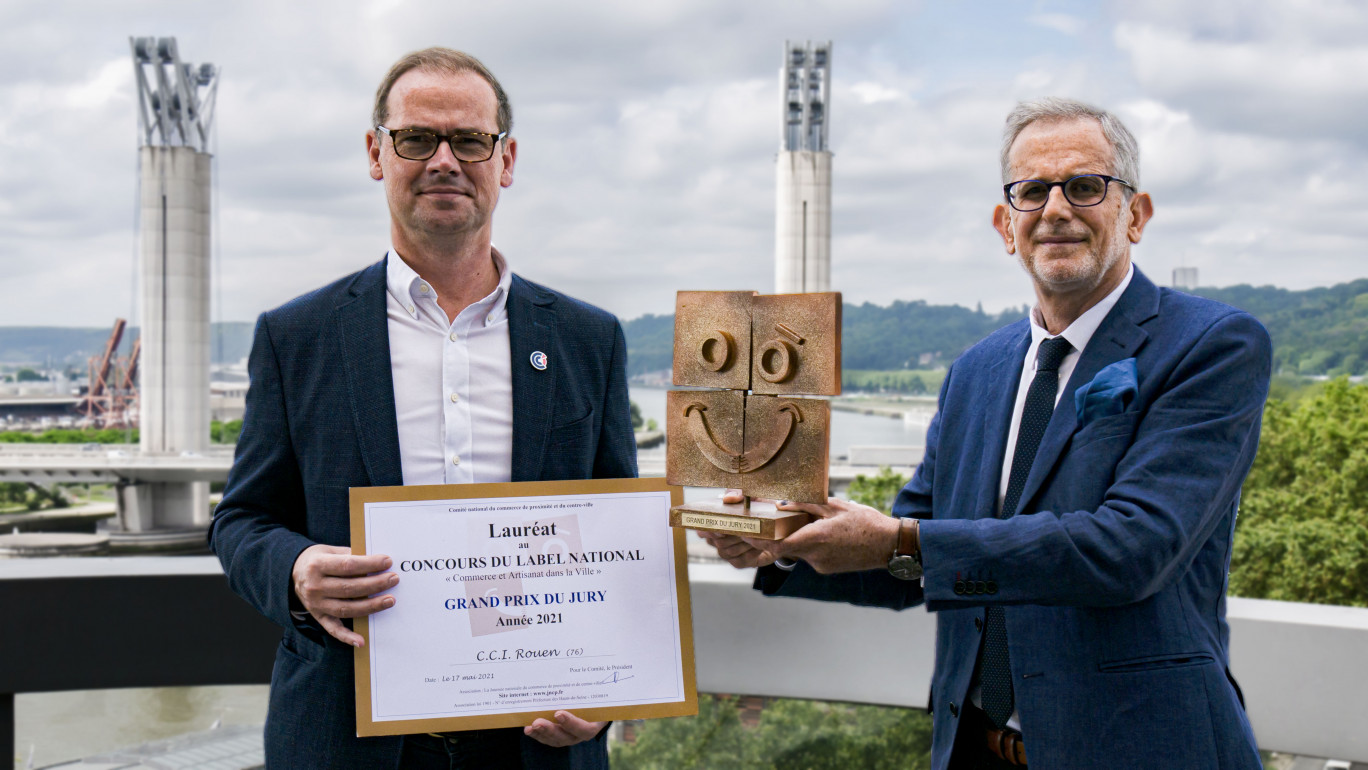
<box><xmin>210</xmin><ymin>258</ymin><xmax>636</xmax><ymax>769</ymax></box>
<box><xmin>759</xmin><ymin>268</ymin><xmax>1269</xmax><ymax>769</ymax></box>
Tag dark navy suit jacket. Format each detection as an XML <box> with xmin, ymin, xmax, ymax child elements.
<box><xmin>758</xmin><ymin>268</ymin><xmax>1269</xmax><ymax>769</ymax></box>
<box><xmin>210</xmin><ymin>258</ymin><xmax>636</xmax><ymax>769</ymax></box>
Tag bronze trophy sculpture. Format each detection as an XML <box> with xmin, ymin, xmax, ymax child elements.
<box><xmin>666</xmin><ymin>291</ymin><xmax>841</xmax><ymax>539</ymax></box>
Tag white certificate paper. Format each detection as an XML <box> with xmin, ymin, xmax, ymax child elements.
<box><xmin>350</xmin><ymin>478</ymin><xmax>697</xmax><ymax>736</ymax></box>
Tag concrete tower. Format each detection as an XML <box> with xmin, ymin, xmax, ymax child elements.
<box><xmin>122</xmin><ymin>37</ymin><xmax>218</xmax><ymax>532</ymax></box>
<box><xmin>775</xmin><ymin>40</ymin><xmax>832</xmax><ymax>294</ymax></box>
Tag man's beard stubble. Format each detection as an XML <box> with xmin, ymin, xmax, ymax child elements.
<box><xmin>1019</xmin><ymin>208</ymin><xmax>1130</xmax><ymax>296</ymax></box>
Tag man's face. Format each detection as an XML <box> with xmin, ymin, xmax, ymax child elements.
<box><xmin>366</xmin><ymin>68</ymin><xmax>515</xmax><ymax>244</ymax></box>
<box><xmin>992</xmin><ymin>118</ymin><xmax>1151</xmax><ymax>298</ymax></box>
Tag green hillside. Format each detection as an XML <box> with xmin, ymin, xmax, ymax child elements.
<box><xmin>1194</xmin><ymin>279</ymin><xmax>1368</xmax><ymax>376</ymax></box>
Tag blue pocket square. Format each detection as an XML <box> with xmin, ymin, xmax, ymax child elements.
<box><xmin>1075</xmin><ymin>358</ymin><xmax>1138</xmax><ymax>425</ymax></box>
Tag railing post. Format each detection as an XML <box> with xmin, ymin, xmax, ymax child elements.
<box><xmin>1</xmin><ymin>691</ymin><xmax>13</xmax><ymax>767</ymax></box>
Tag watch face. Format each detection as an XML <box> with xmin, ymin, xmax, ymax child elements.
<box><xmin>887</xmin><ymin>555</ymin><xmax>923</xmax><ymax>581</ymax></box>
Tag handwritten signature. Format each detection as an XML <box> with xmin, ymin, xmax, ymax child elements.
<box><xmin>595</xmin><ymin>670</ymin><xmax>636</xmax><ymax>685</ymax></box>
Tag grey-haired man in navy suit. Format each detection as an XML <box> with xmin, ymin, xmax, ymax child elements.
<box><xmin>211</xmin><ymin>47</ymin><xmax>633</xmax><ymax>769</ymax></box>
<box><xmin>704</xmin><ymin>98</ymin><xmax>1268</xmax><ymax>769</ymax></box>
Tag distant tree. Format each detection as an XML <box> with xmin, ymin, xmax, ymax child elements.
<box><xmin>0</xmin><ymin>482</ymin><xmax>28</xmax><ymax>507</ymax></box>
<box><xmin>1230</xmin><ymin>378</ymin><xmax>1368</xmax><ymax>607</ymax></box>
<box><xmin>629</xmin><ymin>401</ymin><xmax>644</xmax><ymax>431</ymax></box>
<box><xmin>211</xmin><ymin>419</ymin><xmax>243</xmax><ymax>444</ymax></box>
<box><xmin>15</xmin><ymin>368</ymin><xmax>46</xmax><ymax>382</ymax></box>
<box><xmin>848</xmin><ymin>467</ymin><xmax>911</xmax><ymax>515</ymax></box>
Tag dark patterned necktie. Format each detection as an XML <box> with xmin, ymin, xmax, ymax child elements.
<box><xmin>979</xmin><ymin>336</ymin><xmax>1073</xmax><ymax>729</ymax></box>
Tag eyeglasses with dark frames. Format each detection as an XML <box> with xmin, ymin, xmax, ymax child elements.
<box><xmin>376</xmin><ymin>126</ymin><xmax>508</xmax><ymax>163</ymax></box>
<box><xmin>1003</xmin><ymin>174</ymin><xmax>1135</xmax><ymax>212</ymax></box>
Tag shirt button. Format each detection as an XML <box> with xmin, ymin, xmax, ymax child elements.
<box><xmin>419</xmin><ymin>283</ymin><xmax>430</xmax><ymax>294</ymax></box>
<box><xmin>450</xmin><ymin>393</ymin><xmax>460</xmax><ymax>403</ymax></box>
<box><xmin>449</xmin><ymin>332</ymin><xmax>459</xmax><ymax>342</ymax></box>
<box><xmin>406</xmin><ymin>304</ymin><xmax>415</xmax><ymax>314</ymax></box>
<box><xmin>452</xmin><ymin>455</ymin><xmax>461</xmax><ymax>466</ymax></box>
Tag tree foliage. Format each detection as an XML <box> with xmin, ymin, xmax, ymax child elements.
<box><xmin>610</xmin><ymin>695</ymin><xmax>932</xmax><ymax>770</ymax></box>
<box><xmin>211</xmin><ymin>419</ymin><xmax>243</xmax><ymax>444</ymax></box>
<box><xmin>1195</xmin><ymin>279</ymin><xmax>1368</xmax><ymax>376</ymax></box>
<box><xmin>0</xmin><ymin>420</ymin><xmax>241</xmax><ymax>445</ymax></box>
<box><xmin>0</xmin><ymin>428</ymin><xmax>137</xmax><ymax>443</ymax></box>
<box><xmin>1229</xmin><ymin>378</ymin><xmax>1368</xmax><ymax>607</ymax></box>
<box><xmin>848</xmin><ymin>467</ymin><xmax>911</xmax><ymax>515</ymax></box>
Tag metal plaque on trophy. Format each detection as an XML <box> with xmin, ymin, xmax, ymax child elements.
<box><xmin>666</xmin><ymin>290</ymin><xmax>841</xmax><ymax>540</ymax></box>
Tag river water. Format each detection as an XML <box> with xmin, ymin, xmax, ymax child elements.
<box><xmin>12</xmin><ymin>388</ymin><xmax>933</xmax><ymax>768</ymax></box>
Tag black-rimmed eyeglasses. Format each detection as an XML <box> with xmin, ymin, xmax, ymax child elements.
<box><xmin>376</xmin><ymin>126</ymin><xmax>508</xmax><ymax>163</ymax></box>
<box><xmin>1004</xmin><ymin>174</ymin><xmax>1135</xmax><ymax>212</ymax></box>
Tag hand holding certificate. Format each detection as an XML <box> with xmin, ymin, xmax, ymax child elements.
<box><xmin>349</xmin><ymin>477</ymin><xmax>697</xmax><ymax>736</ymax></box>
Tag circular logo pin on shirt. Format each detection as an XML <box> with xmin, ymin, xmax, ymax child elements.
<box><xmin>530</xmin><ymin>351</ymin><xmax>548</xmax><ymax>371</ymax></box>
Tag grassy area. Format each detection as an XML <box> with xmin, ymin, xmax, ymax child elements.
<box><xmin>843</xmin><ymin>369</ymin><xmax>946</xmax><ymax>396</ymax></box>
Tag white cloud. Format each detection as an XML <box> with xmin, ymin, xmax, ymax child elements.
<box><xmin>1115</xmin><ymin>17</ymin><xmax>1368</xmax><ymax>140</ymax></box>
<box><xmin>850</xmin><ymin>81</ymin><xmax>905</xmax><ymax>104</ymax></box>
<box><xmin>1029</xmin><ymin>13</ymin><xmax>1085</xmax><ymax>37</ymax></box>
<box><xmin>0</xmin><ymin>0</ymin><xmax>1363</xmax><ymax>331</ymax></box>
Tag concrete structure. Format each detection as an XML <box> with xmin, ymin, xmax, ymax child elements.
<box><xmin>2</xmin><ymin>557</ymin><xmax>1366</xmax><ymax>764</ymax></box>
<box><xmin>125</xmin><ymin>37</ymin><xmax>219</xmax><ymax>532</ymax></box>
<box><xmin>1174</xmin><ymin>266</ymin><xmax>1199</xmax><ymax>291</ymax></box>
<box><xmin>774</xmin><ymin>40</ymin><xmax>833</xmax><ymax>294</ymax></box>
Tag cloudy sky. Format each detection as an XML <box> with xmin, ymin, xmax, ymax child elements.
<box><xmin>2</xmin><ymin>0</ymin><xmax>1366</xmax><ymax>328</ymax></box>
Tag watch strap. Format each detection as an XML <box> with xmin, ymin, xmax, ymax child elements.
<box><xmin>895</xmin><ymin>517</ymin><xmax>921</xmax><ymax>562</ymax></box>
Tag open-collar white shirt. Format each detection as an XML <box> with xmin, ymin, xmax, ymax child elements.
<box><xmin>385</xmin><ymin>247</ymin><xmax>514</xmax><ymax>486</ymax></box>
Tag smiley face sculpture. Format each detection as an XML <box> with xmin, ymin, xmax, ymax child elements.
<box><xmin>666</xmin><ymin>291</ymin><xmax>841</xmax><ymax>515</ymax></box>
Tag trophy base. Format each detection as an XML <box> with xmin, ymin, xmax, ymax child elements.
<box><xmin>669</xmin><ymin>499</ymin><xmax>811</xmax><ymax>541</ymax></box>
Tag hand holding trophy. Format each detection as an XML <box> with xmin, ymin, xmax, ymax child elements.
<box><xmin>666</xmin><ymin>290</ymin><xmax>841</xmax><ymax>540</ymax></box>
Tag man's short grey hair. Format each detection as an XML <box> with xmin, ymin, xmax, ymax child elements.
<box><xmin>1000</xmin><ymin>97</ymin><xmax>1140</xmax><ymax>191</ymax></box>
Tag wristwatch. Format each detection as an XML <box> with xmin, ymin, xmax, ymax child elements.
<box><xmin>887</xmin><ymin>517</ymin><xmax>923</xmax><ymax>581</ymax></box>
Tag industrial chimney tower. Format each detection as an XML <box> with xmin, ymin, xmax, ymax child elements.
<box><xmin>775</xmin><ymin>40</ymin><xmax>832</xmax><ymax>294</ymax></box>
<box><xmin>124</xmin><ymin>37</ymin><xmax>218</xmax><ymax>532</ymax></box>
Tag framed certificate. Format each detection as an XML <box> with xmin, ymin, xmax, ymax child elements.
<box><xmin>349</xmin><ymin>477</ymin><xmax>697</xmax><ymax>737</ymax></box>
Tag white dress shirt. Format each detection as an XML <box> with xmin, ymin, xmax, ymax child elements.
<box><xmin>385</xmin><ymin>248</ymin><xmax>514</xmax><ymax>486</ymax></box>
<box><xmin>996</xmin><ymin>263</ymin><xmax>1134</xmax><ymax>512</ymax></box>
<box><xmin>972</xmin><ymin>262</ymin><xmax>1135</xmax><ymax>728</ymax></box>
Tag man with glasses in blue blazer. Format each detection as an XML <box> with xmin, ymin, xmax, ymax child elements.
<box><xmin>704</xmin><ymin>98</ymin><xmax>1269</xmax><ymax>769</ymax></box>
<box><xmin>211</xmin><ymin>48</ymin><xmax>634</xmax><ymax>769</ymax></box>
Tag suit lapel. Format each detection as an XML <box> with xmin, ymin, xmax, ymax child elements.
<box><xmin>507</xmin><ymin>275</ymin><xmax>559</xmax><ymax>482</ymax></box>
<box><xmin>973</xmin><ymin>326</ymin><xmax>1031</xmax><ymax>520</ymax></box>
<box><xmin>1010</xmin><ymin>267</ymin><xmax>1160</xmax><ymax>517</ymax></box>
<box><xmin>336</xmin><ymin>259</ymin><xmax>403</xmax><ymax>487</ymax></box>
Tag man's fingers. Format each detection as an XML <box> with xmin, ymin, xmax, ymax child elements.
<box><xmin>312</xmin><ymin>594</ymin><xmax>395</xmax><ymax>620</ymax></box>
<box><xmin>714</xmin><ymin>539</ymin><xmax>762</xmax><ymax>560</ymax></box>
<box><xmin>321</xmin><ymin>552</ymin><xmax>393</xmax><ymax>577</ymax></box>
<box><xmin>551</xmin><ymin>711</ymin><xmax>604</xmax><ymax>740</ymax></box>
<box><xmin>317</xmin><ymin>614</ymin><xmax>365</xmax><ymax>647</ymax></box>
<box><xmin>698</xmin><ymin>532</ymin><xmax>745</xmax><ymax>549</ymax></box>
<box><xmin>312</xmin><ymin>572</ymin><xmax>399</xmax><ymax>600</ymax></box>
<box><xmin>524</xmin><ymin>712</ymin><xmax>604</xmax><ymax>747</ymax></box>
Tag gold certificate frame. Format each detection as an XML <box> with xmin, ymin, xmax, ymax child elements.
<box><xmin>349</xmin><ymin>477</ymin><xmax>696</xmax><ymax>737</ymax></box>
